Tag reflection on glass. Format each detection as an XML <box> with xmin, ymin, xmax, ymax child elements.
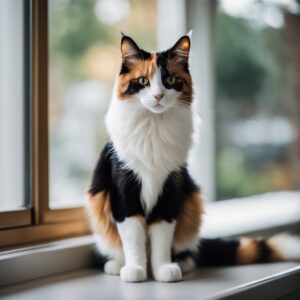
<box><xmin>0</xmin><ymin>0</ymin><xmax>25</xmax><ymax>211</ymax></box>
<box><xmin>216</xmin><ymin>0</ymin><xmax>300</xmax><ymax>200</ymax></box>
<box><xmin>49</xmin><ymin>0</ymin><xmax>156</xmax><ymax>207</ymax></box>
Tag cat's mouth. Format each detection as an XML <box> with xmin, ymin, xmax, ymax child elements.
<box><xmin>148</xmin><ymin>103</ymin><xmax>168</xmax><ymax>114</ymax></box>
<box><xmin>140</xmin><ymin>98</ymin><xmax>170</xmax><ymax>113</ymax></box>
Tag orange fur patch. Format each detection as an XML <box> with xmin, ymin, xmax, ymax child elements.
<box><xmin>174</xmin><ymin>191</ymin><xmax>203</xmax><ymax>247</ymax></box>
<box><xmin>236</xmin><ymin>238</ymin><xmax>261</xmax><ymax>264</ymax></box>
<box><xmin>267</xmin><ymin>239</ymin><xmax>284</xmax><ymax>262</ymax></box>
<box><xmin>86</xmin><ymin>191</ymin><xmax>122</xmax><ymax>248</ymax></box>
<box><xmin>117</xmin><ymin>54</ymin><xmax>157</xmax><ymax>99</ymax></box>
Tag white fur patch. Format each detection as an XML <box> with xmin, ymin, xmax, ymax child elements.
<box><xmin>269</xmin><ymin>234</ymin><xmax>300</xmax><ymax>261</ymax></box>
<box><xmin>106</xmin><ymin>92</ymin><xmax>193</xmax><ymax>213</ymax></box>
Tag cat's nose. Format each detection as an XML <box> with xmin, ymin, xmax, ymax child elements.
<box><xmin>153</xmin><ymin>94</ymin><xmax>164</xmax><ymax>102</ymax></box>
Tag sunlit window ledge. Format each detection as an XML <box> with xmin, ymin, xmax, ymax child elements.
<box><xmin>1</xmin><ymin>191</ymin><xmax>300</xmax><ymax>287</ymax></box>
<box><xmin>202</xmin><ymin>191</ymin><xmax>300</xmax><ymax>238</ymax></box>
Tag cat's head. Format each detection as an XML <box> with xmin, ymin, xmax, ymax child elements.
<box><xmin>115</xmin><ymin>34</ymin><xmax>193</xmax><ymax>114</ymax></box>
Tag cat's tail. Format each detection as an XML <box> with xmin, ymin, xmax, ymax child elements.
<box><xmin>194</xmin><ymin>234</ymin><xmax>300</xmax><ymax>267</ymax></box>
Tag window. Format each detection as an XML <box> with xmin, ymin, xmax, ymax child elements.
<box><xmin>0</xmin><ymin>0</ymin><xmax>89</xmax><ymax>248</ymax></box>
<box><xmin>185</xmin><ymin>0</ymin><xmax>300</xmax><ymax>203</ymax></box>
<box><xmin>215</xmin><ymin>0</ymin><xmax>300</xmax><ymax>200</ymax></box>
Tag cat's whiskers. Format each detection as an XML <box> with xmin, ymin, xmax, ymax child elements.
<box><xmin>174</xmin><ymin>99</ymin><xmax>192</xmax><ymax>107</ymax></box>
<box><xmin>174</xmin><ymin>98</ymin><xmax>191</xmax><ymax>105</ymax></box>
<box><xmin>126</xmin><ymin>101</ymin><xmax>145</xmax><ymax>114</ymax></box>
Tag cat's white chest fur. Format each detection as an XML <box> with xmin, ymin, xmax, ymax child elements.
<box><xmin>106</xmin><ymin>98</ymin><xmax>193</xmax><ymax>213</ymax></box>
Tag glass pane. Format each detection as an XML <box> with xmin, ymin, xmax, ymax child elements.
<box><xmin>0</xmin><ymin>0</ymin><xmax>26</xmax><ymax>211</ymax></box>
<box><xmin>49</xmin><ymin>0</ymin><xmax>157</xmax><ymax>207</ymax></box>
<box><xmin>216</xmin><ymin>1</ymin><xmax>300</xmax><ymax>200</ymax></box>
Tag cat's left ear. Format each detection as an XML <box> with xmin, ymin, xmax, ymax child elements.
<box><xmin>170</xmin><ymin>35</ymin><xmax>191</xmax><ymax>58</ymax></box>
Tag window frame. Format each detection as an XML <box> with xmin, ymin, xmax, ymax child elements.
<box><xmin>186</xmin><ymin>0</ymin><xmax>217</xmax><ymax>202</ymax></box>
<box><xmin>0</xmin><ymin>210</ymin><xmax>31</xmax><ymax>230</ymax></box>
<box><xmin>0</xmin><ymin>0</ymin><xmax>89</xmax><ymax>249</ymax></box>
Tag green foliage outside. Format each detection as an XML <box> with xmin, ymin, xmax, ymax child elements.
<box><xmin>215</xmin><ymin>13</ymin><xmax>289</xmax><ymax>200</ymax></box>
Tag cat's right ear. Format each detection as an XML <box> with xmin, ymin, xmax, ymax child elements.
<box><xmin>121</xmin><ymin>36</ymin><xmax>141</xmax><ymax>63</ymax></box>
<box><xmin>170</xmin><ymin>35</ymin><xmax>191</xmax><ymax>58</ymax></box>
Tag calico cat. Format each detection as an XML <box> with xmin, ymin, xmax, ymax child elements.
<box><xmin>86</xmin><ymin>34</ymin><xmax>300</xmax><ymax>283</ymax></box>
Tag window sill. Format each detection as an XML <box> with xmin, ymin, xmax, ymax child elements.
<box><xmin>1</xmin><ymin>262</ymin><xmax>299</xmax><ymax>300</ymax></box>
<box><xmin>0</xmin><ymin>191</ymin><xmax>299</xmax><ymax>290</ymax></box>
<box><xmin>0</xmin><ymin>236</ymin><xmax>94</xmax><ymax>287</ymax></box>
<box><xmin>202</xmin><ymin>191</ymin><xmax>300</xmax><ymax>238</ymax></box>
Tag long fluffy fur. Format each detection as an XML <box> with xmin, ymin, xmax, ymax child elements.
<box><xmin>106</xmin><ymin>96</ymin><xmax>193</xmax><ymax>213</ymax></box>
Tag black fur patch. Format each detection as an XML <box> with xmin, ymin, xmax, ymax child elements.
<box><xmin>195</xmin><ymin>238</ymin><xmax>240</xmax><ymax>266</ymax></box>
<box><xmin>194</xmin><ymin>238</ymin><xmax>274</xmax><ymax>267</ymax></box>
<box><xmin>139</xmin><ymin>49</ymin><xmax>152</xmax><ymax>60</ymax></box>
<box><xmin>89</xmin><ymin>142</ymin><xmax>143</xmax><ymax>222</ymax></box>
<box><xmin>172</xmin><ymin>250</ymin><xmax>192</xmax><ymax>262</ymax></box>
<box><xmin>119</xmin><ymin>63</ymin><xmax>130</xmax><ymax>75</ymax></box>
<box><xmin>257</xmin><ymin>239</ymin><xmax>272</xmax><ymax>263</ymax></box>
<box><xmin>124</xmin><ymin>80</ymin><xmax>146</xmax><ymax>95</ymax></box>
<box><xmin>89</xmin><ymin>142</ymin><xmax>199</xmax><ymax>224</ymax></box>
<box><xmin>156</xmin><ymin>51</ymin><xmax>188</xmax><ymax>91</ymax></box>
<box><xmin>90</xmin><ymin>247</ymin><xmax>108</xmax><ymax>270</ymax></box>
<box><xmin>89</xmin><ymin>142</ymin><xmax>114</xmax><ymax>195</ymax></box>
<box><xmin>147</xmin><ymin>166</ymin><xmax>199</xmax><ymax>224</ymax></box>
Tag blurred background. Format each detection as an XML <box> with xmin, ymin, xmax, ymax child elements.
<box><xmin>47</xmin><ymin>0</ymin><xmax>300</xmax><ymax>207</ymax></box>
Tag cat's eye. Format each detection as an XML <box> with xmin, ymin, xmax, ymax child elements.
<box><xmin>166</xmin><ymin>76</ymin><xmax>177</xmax><ymax>85</ymax></box>
<box><xmin>138</xmin><ymin>77</ymin><xmax>149</xmax><ymax>86</ymax></box>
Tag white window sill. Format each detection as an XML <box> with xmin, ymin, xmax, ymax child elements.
<box><xmin>0</xmin><ymin>262</ymin><xmax>299</xmax><ymax>300</ymax></box>
<box><xmin>202</xmin><ymin>191</ymin><xmax>300</xmax><ymax>238</ymax></box>
<box><xmin>0</xmin><ymin>191</ymin><xmax>299</xmax><ymax>291</ymax></box>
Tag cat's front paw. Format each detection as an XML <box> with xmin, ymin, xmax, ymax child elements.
<box><xmin>154</xmin><ymin>263</ymin><xmax>182</xmax><ymax>282</ymax></box>
<box><xmin>120</xmin><ymin>265</ymin><xmax>147</xmax><ymax>282</ymax></box>
<box><xmin>104</xmin><ymin>260</ymin><xmax>123</xmax><ymax>275</ymax></box>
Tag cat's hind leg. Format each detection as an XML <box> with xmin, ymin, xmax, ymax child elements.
<box><xmin>104</xmin><ymin>257</ymin><xmax>124</xmax><ymax>275</ymax></box>
<box><xmin>86</xmin><ymin>190</ymin><xmax>125</xmax><ymax>276</ymax></box>
<box><xmin>175</xmin><ymin>254</ymin><xmax>196</xmax><ymax>273</ymax></box>
<box><xmin>94</xmin><ymin>234</ymin><xmax>125</xmax><ymax>275</ymax></box>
